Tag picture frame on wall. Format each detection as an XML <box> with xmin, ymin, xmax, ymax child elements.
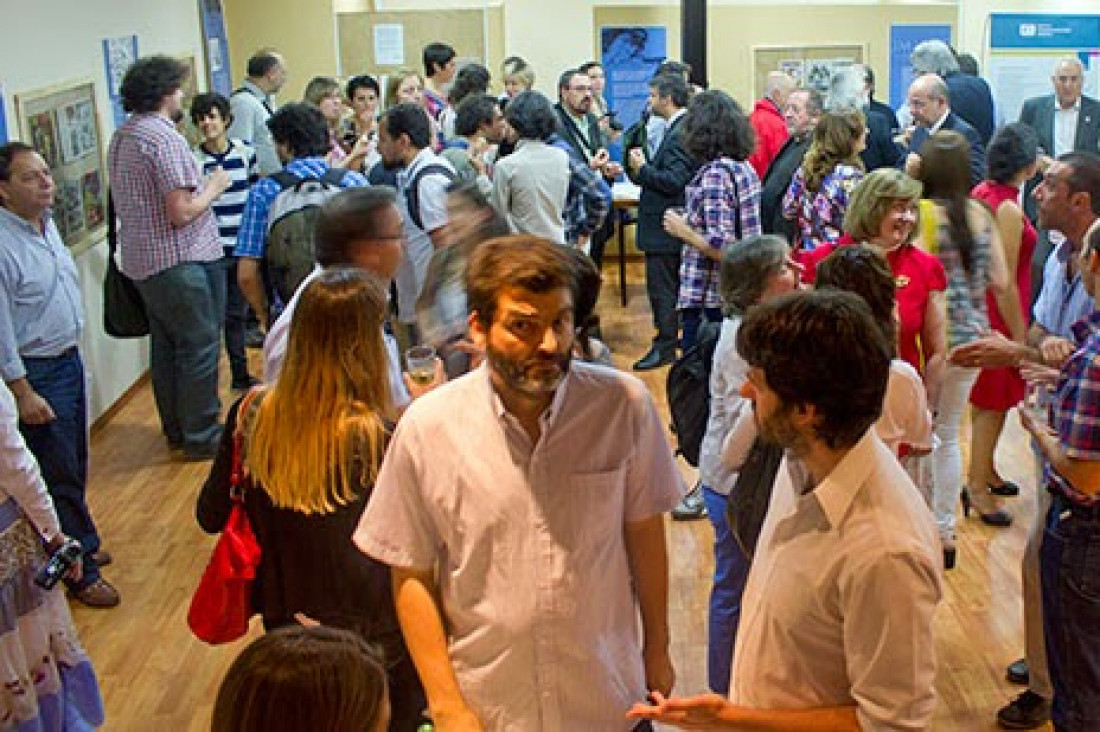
<box><xmin>15</xmin><ymin>79</ymin><xmax>107</xmax><ymax>255</ymax></box>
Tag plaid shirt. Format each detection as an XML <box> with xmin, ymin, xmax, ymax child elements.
<box><xmin>107</xmin><ymin>113</ymin><xmax>222</xmax><ymax>280</ymax></box>
<box><xmin>234</xmin><ymin>157</ymin><xmax>368</xmax><ymax>259</ymax></box>
<box><xmin>550</xmin><ymin>135</ymin><xmax>611</xmax><ymax>243</ymax></box>
<box><xmin>1047</xmin><ymin>309</ymin><xmax>1100</xmax><ymax>507</ymax></box>
<box><xmin>678</xmin><ymin>158</ymin><xmax>761</xmax><ymax>309</ymax></box>
<box><xmin>782</xmin><ymin>163</ymin><xmax>863</xmax><ymax>251</ymax></box>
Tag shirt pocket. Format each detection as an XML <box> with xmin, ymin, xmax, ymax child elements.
<box><xmin>560</xmin><ymin>467</ymin><xmax>627</xmax><ymax>559</ymax></box>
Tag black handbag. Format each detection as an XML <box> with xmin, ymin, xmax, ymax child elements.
<box><xmin>726</xmin><ymin>438</ymin><xmax>784</xmax><ymax>559</ymax></box>
<box><xmin>102</xmin><ymin>191</ymin><xmax>149</xmax><ymax>338</ymax></box>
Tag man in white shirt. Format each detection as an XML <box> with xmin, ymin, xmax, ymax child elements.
<box><xmin>356</xmin><ymin>235</ymin><xmax>684</xmax><ymax>731</ymax></box>
<box><xmin>630</xmin><ymin>290</ymin><xmax>942</xmax><ymax>731</ymax></box>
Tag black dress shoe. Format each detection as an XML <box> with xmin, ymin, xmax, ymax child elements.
<box><xmin>633</xmin><ymin>348</ymin><xmax>675</xmax><ymax>371</ymax></box>
<box><xmin>997</xmin><ymin>690</ymin><xmax>1050</xmax><ymax>729</ymax></box>
<box><xmin>990</xmin><ymin>481</ymin><xmax>1021</xmax><ymax>497</ymax></box>
<box><xmin>1006</xmin><ymin>658</ymin><xmax>1029</xmax><ymax>685</ymax></box>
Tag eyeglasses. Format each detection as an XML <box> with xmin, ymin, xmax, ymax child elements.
<box><xmin>569</xmin><ymin>85</ymin><xmax>592</xmax><ymax>93</ymax></box>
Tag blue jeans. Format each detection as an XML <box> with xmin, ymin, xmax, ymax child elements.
<box><xmin>21</xmin><ymin>350</ymin><xmax>101</xmax><ymax>587</ymax></box>
<box><xmin>702</xmin><ymin>485</ymin><xmax>751</xmax><ymax>694</ymax></box>
<box><xmin>223</xmin><ymin>256</ymin><xmax>251</xmax><ymax>386</ymax></box>
<box><xmin>680</xmin><ymin>307</ymin><xmax>722</xmax><ymax>352</ymax></box>
<box><xmin>135</xmin><ymin>260</ymin><xmax>226</xmax><ymax>452</ymax></box>
<box><xmin>1040</xmin><ymin>493</ymin><xmax>1100</xmax><ymax>731</ymax></box>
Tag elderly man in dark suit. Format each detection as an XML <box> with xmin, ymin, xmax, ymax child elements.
<box><xmin>902</xmin><ymin>73</ymin><xmax>986</xmax><ymax>186</ymax></box>
<box><xmin>626</xmin><ymin>73</ymin><xmax>699</xmax><ymax>371</ymax></box>
<box><xmin>1019</xmin><ymin>57</ymin><xmax>1100</xmax><ymax>304</ymax></box>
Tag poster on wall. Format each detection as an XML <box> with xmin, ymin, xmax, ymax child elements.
<box><xmin>601</xmin><ymin>27</ymin><xmax>667</xmax><ymax>133</ymax></box>
<box><xmin>374</xmin><ymin>25</ymin><xmax>405</xmax><ymax>66</ymax></box>
<box><xmin>988</xmin><ymin>14</ymin><xmax>1100</xmax><ymax>124</ymax></box>
<box><xmin>57</xmin><ymin>100</ymin><xmax>98</xmax><ymax>163</ymax></box>
<box><xmin>199</xmin><ymin>0</ymin><xmax>232</xmax><ymax>96</ymax></box>
<box><xmin>102</xmin><ymin>35</ymin><xmax>139</xmax><ymax>129</ymax></box>
<box><xmin>0</xmin><ymin>84</ymin><xmax>8</xmax><ymax>144</ymax></box>
<box><xmin>889</xmin><ymin>25</ymin><xmax>952</xmax><ymax>110</ymax></box>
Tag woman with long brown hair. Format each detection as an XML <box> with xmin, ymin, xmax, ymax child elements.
<box><xmin>782</xmin><ymin>109</ymin><xmax>866</xmax><ymax>251</ymax></box>
<box><xmin>198</xmin><ymin>268</ymin><xmax>426</xmax><ymax>730</ymax></box>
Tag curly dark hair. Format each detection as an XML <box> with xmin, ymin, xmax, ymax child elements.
<box><xmin>504</xmin><ymin>91</ymin><xmax>558</xmax><ymax>141</ymax></box>
<box><xmin>455</xmin><ymin>94</ymin><xmax>499</xmax><ymax>138</ymax></box>
<box><xmin>120</xmin><ymin>55</ymin><xmax>188</xmax><ymax>114</ymax></box>
<box><xmin>737</xmin><ymin>290</ymin><xmax>891</xmax><ymax>450</ymax></box>
<box><xmin>346</xmin><ymin>74</ymin><xmax>380</xmax><ymax>101</ymax></box>
<box><xmin>986</xmin><ymin>122</ymin><xmax>1038</xmax><ymax>185</ymax></box>
<box><xmin>190</xmin><ymin>92</ymin><xmax>231</xmax><ymax>126</ymax></box>
<box><xmin>266</xmin><ymin>103</ymin><xmax>330</xmax><ymax>158</ymax></box>
<box><xmin>681</xmin><ymin>90</ymin><xmax>755</xmax><ymax>163</ymax></box>
<box><xmin>382</xmin><ymin>103</ymin><xmax>432</xmax><ymax>150</ymax></box>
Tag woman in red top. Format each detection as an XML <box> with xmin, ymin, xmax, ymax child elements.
<box><xmin>969</xmin><ymin>123</ymin><xmax>1039</xmax><ymax>498</ymax></box>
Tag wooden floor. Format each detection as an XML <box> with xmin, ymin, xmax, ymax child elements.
<box><xmin>75</xmin><ymin>261</ymin><xmax>1043</xmax><ymax>730</ymax></box>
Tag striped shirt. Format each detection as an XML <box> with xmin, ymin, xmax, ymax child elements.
<box><xmin>107</xmin><ymin>113</ymin><xmax>222</xmax><ymax>280</ymax></box>
<box><xmin>194</xmin><ymin>138</ymin><xmax>258</xmax><ymax>251</ymax></box>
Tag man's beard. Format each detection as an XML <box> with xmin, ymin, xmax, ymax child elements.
<box><xmin>487</xmin><ymin>345</ymin><xmax>572</xmax><ymax>398</ymax></box>
<box><xmin>756</xmin><ymin>404</ymin><xmax>808</xmax><ymax>457</ymax></box>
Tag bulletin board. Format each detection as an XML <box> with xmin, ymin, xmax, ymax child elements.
<box><xmin>336</xmin><ymin>8</ymin><xmax>503</xmax><ymax>85</ymax></box>
<box><xmin>15</xmin><ymin>79</ymin><xmax>106</xmax><ymax>255</ymax></box>
<box><xmin>753</xmin><ymin>45</ymin><xmax>865</xmax><ymax>100</ymax></box>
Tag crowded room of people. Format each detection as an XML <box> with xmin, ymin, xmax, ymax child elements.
<box><xmin>2</xmin><ymin>0</ymin><xmax>1100</xmax><ymax>729</ymax></box>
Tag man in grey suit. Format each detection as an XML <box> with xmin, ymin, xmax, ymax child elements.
<box><xmin>1019</xmin><ymin>57</ymin><xmax>1100</xmax><ymax>305</ymax></box>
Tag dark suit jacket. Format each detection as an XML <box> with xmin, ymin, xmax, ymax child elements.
<box><xmin>555</xmin><ymin>103</ymin><xmax>605</xmax><ymax>162</ymax></box>
<box><xmin>761</xmin><ymin>134</ymin><xmax>810</xmax><ymax>242</ymax></box>
<box><xmin>869</xmin><ymin>98</ymin><xmax>900</xmax><ymax>135</ymax></box>
<box><xmin>946</xmin><ymin>73</ymin><xmax>996</xmax><ymax>145</ymax></box>
<box><xmin>636</xmin><ymin>115</ymin><xmax>700</xmax><ymax>255</ymax></box>
<box><xmin>1019</xmin><ymin>94</ymin><xmax>1100</xmax><ymax>222</ymax></box>
<box><xmin>906</xmin><ymin>111</ymin><xmax>986</xmax><ymax>187</ymax></box>
<box><xmin>861</xmin><ymin>106</ymin><xmax>902</xmax><ymax>172</ymax></box>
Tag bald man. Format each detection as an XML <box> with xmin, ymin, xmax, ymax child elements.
<box><xmin>902</xmin><ymin>73</ymin><xmax>985</xmax><ymax>186</ymax></box>
<box><xmin>748</xmin><ymin>71</ymin><xmax>795</xmax><ymax>178</ymax></box>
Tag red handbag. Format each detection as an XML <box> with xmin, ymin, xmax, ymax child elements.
<box><xmin>187</xmin><ymin>389</ymin><xmax>263</xmax><ymax>644</ymax></box>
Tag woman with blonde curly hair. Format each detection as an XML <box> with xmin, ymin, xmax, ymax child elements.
<box><xmin>198</xmin><ymin>268</ymin><xmax>427</xmax><ymax>730</ymax></box>
<box><xmin>782</xmin><ymin>109</ymin><xmax>867</xmax><ymax>251</ymax></box>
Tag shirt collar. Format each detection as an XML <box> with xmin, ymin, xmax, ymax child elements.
<box><xmin>667</xmin><ymin>108</ymin><xmax>687</xmax><ymax>126</ymax></box>
<box><xmin>1072</xmin><ymin>310</ymin><xmax>1100</xmax><ymax>345</ymax></box>
<box><xmin>0</xmin><ymin>205</ymin><xmax>50</xmax><ymax>235</ymax></box>
<box><xmin>929</xmin><ymin>109</ymin><xmax>950</xmax><ymax>133</ymax></box>
<box><xmin>1056</xmin><ymin>98</ymin><xmax>1082</xmax><ymax>113</ymax></box>
<box><xmin>243</xmin><ymin>79</ymin><xmax>270</xmax><ymax>100</ymax></box>
<box><xmin>484</xmin><ymin>362</ymin><xmax>572</xmax><ymax>435</ymax></box>
<box><xmin>805</xmin><ymin>429</ymin><xmax>880</xmax><ymax>529</ymax></box>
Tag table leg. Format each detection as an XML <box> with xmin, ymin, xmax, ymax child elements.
<box><xmin>618</xmin><ymin>209</ymin><xmax>628</xmax><ymax>307</ymax></box>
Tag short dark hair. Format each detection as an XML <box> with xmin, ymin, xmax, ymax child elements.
<box><xmin>467</xmin><ymin>235</ymin><xmax>577</xmax><ymax>328</ymax></box>
<box><xmin>211</xmin><ymin>626</ymin><xmax>387</xmax><ymax>732</ymax></box>
<box><xmin>246</xmin><ymin>50</ymin><xmax>282</xmax><ymax>78</ymax></box>
<box><xmin>190</xmin><ymin>92</ymin><xmax>231</xmax><ymax>126</ymax></box>
<box><xmin>450</xmin><ymin>63</ymin><xmax>491</xmax><ymax>108</ymax></box>
<box><xmin>682</xmin><ymin>89</ymin><xmax>755</xmax><ymax>163</ymax></box>
<box><xmin>120</xmin><ymin>55</ymin><xmax>188</xmax><ymax>114</ymax></box>
<box><xmin>814</xmin><ymin>245</ymin><xmax>898</xmax><ymax>355</ymax></box>
<box><xmin>315</xmin><ymin>187</ymin><xmax>399</xmax><ymax>266</ymax></box>
<box><xmin>648</xmin><ymin>73</ymin><xmax>691</xmax><ymax>109</ymax></box>
<box><xmin>957</xmin><ymin>53</ymin><xmax>980</xmax><ymax>76</ymax></box>
<box><xmin>266</xmin><ymin>103</ymin><xmax>330</xmax><ymax>158</ymax></box>
<box><xmin>656</xmin><ymin>60</ymin><xmax>692</xmax><ymax>80</ymax></box>
<box><xmin>455</xmin><ymin>94</ymin><xmax>499</xmax><ymax>137</ymax></box>
<box><xmin>986</xmin><ymin>122</ymin><xmax>1038</xmax><ymax>185</ymax></box>
<box><xmin>737</xmin><ymin>290</ymin><xmax>891</xmax><ymax>450</ymax></box>
<box><xmin>558</xmin><ymin>68</ymin><xmax>582</xmax><ymax>94</ymax></box>
<box><xmin>423</xmin><ymin>42</ymin><xmax>456</xmax><ymax>78</ymax></box>
<box><xmin>578</xmin><ymin>61</ymin><xmax>602</xmax><ymax>75</ymax></box>
<box><xmin>382</xmin><ymin>103</ymin><xmax>432</xmax><ymax>150</ymax></box>
<box><xmin>0</xmin><ymin>142</ymin><xmax>35</xmax><ymax>182</ymax></box>
<box><xmin>345</xmin><ymin>74</ymin><xmax>380</xmax><ymax>101</ymax></box>
<box><xmin>1060</xmin><ymin>151</ymin><xmax>1100</xmax><ymax>216</ymax></box>
<box><xmin>504</xmin><ymin>91</ymin><xmax>558</xmax><ymax>141</ymax></box>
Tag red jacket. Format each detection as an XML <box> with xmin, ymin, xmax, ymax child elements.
<box><xmin>748</xmin><ymin>98</ymin><xmax>789</xmax><ymax>179</ymax></box>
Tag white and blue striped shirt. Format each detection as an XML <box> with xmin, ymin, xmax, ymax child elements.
<box><xmin>194</xmin><ymin>138</ymin><xmax>258</xmax><ymax>252</ymax></box>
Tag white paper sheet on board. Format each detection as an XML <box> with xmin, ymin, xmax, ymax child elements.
<box><xmin>374</xmin><ymin>24</ymin><xmax>405</xmax><ymax>66</ymax></box>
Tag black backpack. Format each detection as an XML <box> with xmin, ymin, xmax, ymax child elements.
<box><xmin>666</xmin><ymin>321</ymin><xmax>721</xmax><ymax>467</ymax></box>
<box><xmin>405</xmin><ymin>163</ymin><xmax>455</xmax><ymax>231</ymax></box>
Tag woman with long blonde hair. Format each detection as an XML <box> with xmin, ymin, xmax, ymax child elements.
<box><xmin>198</xmin><ymin>268</ymin><xmax>427</xmax><ymax>730</ymax></box>
<box><xmin>782</xmin><ymin>109</ymin><xmax>867</xmax><ymax>251</ymax></box>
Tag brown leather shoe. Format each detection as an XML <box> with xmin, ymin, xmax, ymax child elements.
<box><xmin>71</xmin><ymin>578</ymin><xmax>120</xmax><ymax>608</ymax></box>
<box><xmin>91</xmin><ymin>550</ymin><xmax>112</xmax><ymax>567</ymax></box>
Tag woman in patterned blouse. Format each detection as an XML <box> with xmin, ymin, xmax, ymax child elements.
<box><xmin>782</xmin><ymin>109</ymin><xmax>866</xmax><ymax>252</ymax></box>
<box><xmin>663</xmin><ymin>90</ymin><xmax>762</xmax><ymax>349</ymax></box>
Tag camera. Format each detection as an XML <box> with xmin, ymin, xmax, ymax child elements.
<box><xmin>34</xmin><ymin>538</ymin><xmax>82</xmax><ymax>590</ymax></box>
<box><xmin>604</xmin><ymin>110</ymin><xmax>624</xmax><ymax>132</ymax></box>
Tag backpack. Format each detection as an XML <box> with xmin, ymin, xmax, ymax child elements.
<box><xmin>666</xmin><ymin>321</ymin><xmax>721</xmax><ymax>467</ymax></box>
<box><xmin>405</xmin><ymin>163</ymin><xmax>455</xmax><ymax>231</ymax></box>
<box><xmin>265</xmin><ymin>168</ymin><xmax>347</xmax><ymax>302</ymax></box>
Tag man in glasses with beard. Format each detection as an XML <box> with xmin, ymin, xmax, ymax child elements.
<box><xmin>356</xmin><ymin>235</ymin><xmax>685</xmax><ymax>731</ymax></box>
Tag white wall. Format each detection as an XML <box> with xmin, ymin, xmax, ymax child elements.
<box><xmin>0</xmin><ymin>0</ymin><xmax>208</xmax><ymax>420</ymax></box>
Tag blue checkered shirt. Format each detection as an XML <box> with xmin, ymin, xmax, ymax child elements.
<box><xmin>677</xmin><ymin>158</ymin><xmax>761</xmax><ymax>309</ymax></box>
<box><xmin>1047</xmin><ymin>310</ymin><xmax>1100</xmax><ymax>507</ymax></box>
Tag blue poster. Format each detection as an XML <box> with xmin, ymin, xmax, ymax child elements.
<box><xmin>990</xmin><ymin>14</ymin><xmax>1100</xmax><ymax>50</ymax></box>
<box><xmin>601</xmin><ymin>27</ymin><xmax>667</xmax><ymax>133</ymax></box>
<box><xmin>0</xmin><ymin>84</ymin><xmax>8</xmax><ymax>145</ymax></box>
<box><xmin>200</xmin><ymin>0</ymin><xmax>233</xmax><ymax>96</ymax></box>
<box><xmin>103</xmin><ymin>35</ymin><xmax>139</xmax><ymax>129</ymax></box>
<box><xmin>889</xmin><ymin>24</ymin><xmax>953</xmax><ymax>110</ymax></box>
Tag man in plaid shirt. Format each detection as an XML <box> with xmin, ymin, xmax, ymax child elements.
<box><xmin>107</xmin><ymin>56</ymin><xmax>230</xmax><ymax>460</ymax></box>
<box><xmin>1020</xmin><ymin>152</ymin><xmax>1100</xmax><ymax>732</ymax></box>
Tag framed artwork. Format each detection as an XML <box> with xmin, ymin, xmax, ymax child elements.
<box><xmin>15</xmin><ymin>79</ymin><xmax>106</xmax><ymax>254</ymax></box>
<box><xmin>753</xmin><ymin>45</ymin><xmax>866</xmax><ymax>99</ymax></box>
<box><xmin>176</xmin><ymin>53</ymin><xmax>203</xmax><ymax>147</ymax></box>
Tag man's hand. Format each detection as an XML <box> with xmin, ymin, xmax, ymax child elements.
<box><xmin>644</xmin><ymin>644</ymin><xmax>675</xmax><ymax>697</ymax></box>
<box><xmin>904</xmin><ymin>152</ymin><xmax>922</xmax><ymax>178</ymax></box>
<box><xmin>628</xmin><ymin>148</ymin><xmax>645</xmax><ymax>173</ymax></box>
<box><xmin>948</xmin><ymin>332</ymin><xmax>1020</xmax><ymax>368</ymax></box>
<box><xmin>15</xmin><ymin>390</ymin><xmax>55</xmax><ymax>425</ymax></box>
<box><xmin>1019</xmin><ymin>404</ymin><xmax>1056</xmax><ymax>442</ymax></box>
<box><xmin>1038</xmin><ymin>335</ymin><xmax>1076</xmax><ymax>368</ymax></box>
<box><xmin>602</xmin><ymin>161</ymin><xmax>623</xmax><ymax>179</ymax></box>
<box><xmin>590</xmin><ymin>149</ymin><xmax>610</xmax><ymax>171</ymax></box>
<box><xmin>1020</xmin><ymin>361</ymin><xmax>1060</xmax><ymax>388</ymax></box>
<box><xmin>626</xmin><ymin>692</ymin><xmax>732</xmax><ymax>729</ymax></box>
<box><xmin>433</xmin><ymin>706</ymin><xmax>484</xmax><ymax>732</ymax></box>
<box><xmin>207</xmin><ymin>166</ymin><xmax>232</xmax><ymax>196</ymax></box>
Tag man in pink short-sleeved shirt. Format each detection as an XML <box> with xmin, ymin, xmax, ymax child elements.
<box><xmin>355</xmin><ymin>235</ymin><xmax>685</xmax><ymax>731</ymax></box>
